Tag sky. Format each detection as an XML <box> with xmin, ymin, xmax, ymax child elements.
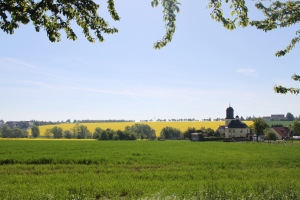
<box><xmin>0</xmin><ymin>1</ymin><xmax>299</xmax><ymax>122</ymax></box>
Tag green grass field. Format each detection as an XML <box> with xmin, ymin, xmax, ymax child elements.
<box><xmin>1</xmin><ymin>140</ymin><xmax>300</xmax><ymax>199</ymax></box>
<box><xmin>267</xmin><ymin>121</ymin><xmax>293</xmax><ymax>127</ymax></box>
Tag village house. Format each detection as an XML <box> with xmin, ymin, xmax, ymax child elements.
<box><xmin>216</xmin><ymin>125</ymin><xmax>225</xmax><ymax>136</ymax></box>
<box><xmin>5</xmin><ymin>121</ymin><xmax>34</xmax><ymax>129</ymax></box>
<box><xmin>224</xmin><ymin>105</ymin><xmax>250</xmax><ymax>138</ymax></box>
<box><xmin>270</xmin><ymin>127</ymin><xmax>290</xmax><ymax>140</ymax></box>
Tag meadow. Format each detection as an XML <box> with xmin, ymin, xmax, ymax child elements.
<box><xmin>37</xmin><ymin>121</ymin><xmax>254</xmax><ymax>136</ymax></box>
<box><xmin>0</xmin><ymin>140</ymin><xmax>300</xmax><ymax>199</ymax></box>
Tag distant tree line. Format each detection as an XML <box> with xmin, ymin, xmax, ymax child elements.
<box><xmin>271</xmin><ymin>124</ymin><xmax>284</xmax><ymax>127</ymax></box>
<box><xmin>31</xmin><ymin>120</ymin><xmax>63</xmax><ymax>126</ymax></box>
<box><xmin>140</xmin><ymin>118</ymin><xmax>200</xmax><ymax>122</ymax></box>
<box><xmin>73</xmin><ymin>119</ymin><xmax>135</xmax><ymax>123</ymax></box>
<box><xmin>0</xmin><ymin>122</ymin><xmax>224</xmax><ymax>140</ymax></box>
<box><xmin>159</xmin><ymin>126</ymin><xmax>221</xmax><ymax>140</ymax></box>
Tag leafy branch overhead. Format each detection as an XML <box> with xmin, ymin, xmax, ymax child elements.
<box><xmin>0</xmin><ymin>0</ymin><xmax>120</xmax><ymax>42</ymax></box>
<box><xmin>151</xmin><ymin>0</ymin><xmax>181</xmax><ymax>49</ymax></box>
<box><xmin>207</xmin><ymin>0</ymin><xmax>300</xmax><ymax>95</ymax></box>
<box><xmin>1</xmin><ymin>0</ymin><xmax>299</xmax><ymax>94</ymax></box>
<box><xmin>1</xmin><ymin>0</ymin><xmax>298</xmax><ymax>52</ymax></box>
<box><xmin>274</xmin><ymin>74</ymin><xmax>300</xmax><ymax>95</ymax></box>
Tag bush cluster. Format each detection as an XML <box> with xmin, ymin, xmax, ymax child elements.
<box><xmin>0</xmin><ymin>125</ymin><xmax>28</xmax><ymax>138</ymax></box>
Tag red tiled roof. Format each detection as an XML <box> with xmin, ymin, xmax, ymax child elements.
<box><xmin>272</xmin><ymin>127</ymin><xmax>290</xmax><ymax>138</ymax></box>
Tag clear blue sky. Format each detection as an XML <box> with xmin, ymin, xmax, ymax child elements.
<box><xmin>0</xmin><ymin>1</ymin><xmax>299</xmax><ymax>122</ymax></box>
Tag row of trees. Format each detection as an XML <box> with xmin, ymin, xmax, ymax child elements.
<box><xmin>73</xmin><ymin>119</ymin><xmax>135</xmax><ymax>123</ymax></box>
<box><xmin>0</xmin><ymin>125</ymin><xmax>40</xmax><ymax>138</ymax></box>
<box><xmin>0</xmin><ymin>125</ymin><xmax>28</xmax><ymax>138</ymax></box>
<box><xmin>42</xmin><ymin>124</ymin><xmax>157</xmax><ymax>140</ymax></box>
<box><xmin>140</xmin><ymin>118</ymin><xmax>200</xmax><ymax>122</ymax></box>
<box><xmin>159</xmin><ymin>126</ymin><xmax>220</xmax><ymax>140</ymax></box>
<box><xmin>0</xmin><ymin>120</ymin><xmax>224</xmax><ymax>140</ymax></box>
<box><xmin>0</xmin><ymin>122</ymin><xmax>218</xmax><ymax>140</ymax></box>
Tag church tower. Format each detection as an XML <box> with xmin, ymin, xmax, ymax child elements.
<box><xmin>225</xmin><ymin>105</ymin><xmax>234</xmax><ymax>126</ymax></box>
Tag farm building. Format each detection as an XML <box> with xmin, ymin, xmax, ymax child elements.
<box><xmin>216</xmin><ymin>125</ymin><xmax>225</xmax><ymax>135</ymax></box>
<box><xmin>252</xmin><ymin>134</ymin><xmax>264</xmax><ymax>142</ymax></box>
<box><xmin>191</xmin><ymin>133</ymin><xmax>199</xmax><ymax>141</ymax></box>
<box><xmin>224</xmin><ymin>105</ymin><xmax>250</xmax><ymax>138</ymax></box>
<box><xmin>270</xmin><ymin>127</ymin><xmax>290</xmax><ymax>140</ymax></box>
<box><xmin>270</xmin><ymin>114</ymin><xmax>285</xmax><ymax>121</ymax></box>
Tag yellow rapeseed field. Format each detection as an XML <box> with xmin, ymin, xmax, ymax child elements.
<box><xmin>37</xmin><ymin>121</ymin><xmax>254</xmax><ymax>137</ymax></box>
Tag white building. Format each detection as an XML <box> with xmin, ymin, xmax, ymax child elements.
<box><xmin>224</xmin><ymin>105</ymin><xmax>250</xmax><ymax>138</ymax></box>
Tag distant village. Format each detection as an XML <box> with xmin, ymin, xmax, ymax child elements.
<box><xmin>0</xmin><ymin>112</ymin><xmax>298</xmax><ymax>129</ymax></box>
<box><xmin>0</xmin><ymin>106</ymin><xmax>299</xmax><ymax>141</ymax></box>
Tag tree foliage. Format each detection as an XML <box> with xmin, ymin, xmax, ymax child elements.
<box><xmin>274</xmin><ymin>74</ymin><xmax>300</xmax><ymax>95</ymax></box>
<box><xmin>11</xmin><ymin>128</ymin><xmax>28</xmax><ymax>138</ymax></box>
<box><xmin>252</xmin><ymin>118</ymin><xmax>268</xmax><ymax>141</ymax></box>
<box><xmin>2</xmin><ymin>0</ymin><xmax>299</xmax><ymax>53</ymax></box>
<box><xmin>200</xmin><ymin>127</ymin><xmax>215</xmax><ymax>137</ymax></box>
<box><xmin>96</xmin><ymin>128</ymin><xmax>136</xmax><ymax>140</ymax></box>
<box><xmin>93</xmin><ymin>127</ymin><xmax>103</xmax><ymax>139</ymax></box>
<box><xmin>0</xmin><ymin>0</ymin><xmax>119</xmax><ymax>42</ymax></box>
<box><xmin>71</xmin><ymin>124</ymin><xmax>92</xmax><ymax>139</ymax></box>
<box><xmin>124</xmin><ymin>124</ymin><xmax>156</xmax><ymax>140</ymax></box>
<box><xmin>160</xmin><ymin>126</ymin><xmax>182</xmax><ymax>139</ymax></box>
<box><xmin>50</xmin><ymin>126</ymin><xmax>63</xmax><ymax>138</ymax></box>
<box><xmin>0</xmin><ymin>125</ymin><xmax>11</xmax><ymax>138</ymax></box>
<box><xmin>291</xmin><ymin>119</ymin><xmax>300</xmax><ymax>136</ymax></box>
<box><xmin>63</xmin><ymin>129</ymin><xmax>72</xmax><ymax>139</ymax></box>
<box><xmin>45</xmin><ymin>128</ymin><xmax>51</xmax><ymax>138</ymax></box>
<box><xmin>0</xmin><ymin>0</ymin><xmax>180</xmax><ymax>48</ymax></box>
<box><xmin>264</xmin><ymin>128</ymin><xmax>277</xmax><ymax>141</ymax></box>
<box><xmin>0</xmin><ymin>125</ymin><xmax>28</xmax><ymax>138</ymax></box>
<box><xmin>286</xmin><ymin>112</ymin><xmax>295</xmax><ymax>121</ymax></box>
<box><xmin>100</xmin><ymin>129</ymin><xmax>109</xmax><ymax>140</ymax></box>
<box><xmin>31</xmin><ymin>126</ymin><xmax>40</xmax><ymax>138</ymax></box>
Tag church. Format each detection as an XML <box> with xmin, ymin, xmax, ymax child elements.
<box><xmin>224</xmin><ymin>105</ymin><xmax>250</xmax><ymax>138</ymax></box>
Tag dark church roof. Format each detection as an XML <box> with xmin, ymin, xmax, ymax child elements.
<box><xmin>226</xmin><ymin>106</ymin><xmax>234</xmax><ymax>111</ymax></box>
<box><xmin>227</xmin><ymin>119</ymin><xmax>248</xmax><ymax>128</ymax></box>
<box><xmin>226</xmin><ymin>106</ymin><xmax>234</xmax><ymax>119</ymax></box>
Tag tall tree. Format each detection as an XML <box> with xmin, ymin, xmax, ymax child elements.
<box><xmin>45</xmin><ymin>128</ymin><xmax>51</xmax><ymax>138</ymax></box>
<box><xmin>291</xmin><ymin>119</ymin><xmax>300</xmax><ymax>136</ymax></box>
<box><xmin>0</xmin><ymin>125</ymin><xmax>11</xmax><ymax>138</ymax></box>
<box><xmin>252</xmin><ymin>118</ymin><xmax>268</xmax><ymax>142</ymax></box>
<box><xmin>12</xmin><ymin>128</ymin><xmax>20</xmax><ymax>138</ymax></box>
<box><xmin>264</xmin><ymin>128</ymin><xmax>277</xmax><ymax>143</ymax></box>
<box><xmin>93</xmin><ymin>127</ymin><xmax>103</xmax><ymax>139</ymax></box>
<box><xmin>31</xmin><ymin>126</ymin><xmax>40</xmax><ymax>138</ymax></box>
<box><xmin>160</xmin><ymin>126</ymin><xmax>182</xmax><ymax>140</ymax></box>
<box><xmin>124</xmin><ymin>124</ymin><xmax>156</xmax><ymax>140</ymax></box>
<box><xmin>50</xmin><ymin>126</ymin><xmax>63</xmax><ymax>138</ymax></box>
<box><xmin>77</xmin><ymin>124</ymin><xmax>91</xmax><ymax>139</ymax></box>
<box><xmin>286</xmin><ymin>112</ymin><xmax>295</xmax><ymax>121</ymax></box>
<box><xmin>99</xmin><ymin>129</ymin><xmax>108</xmax><ymax>140</ymax></box>
<box><xmin>63</xmin><ymin>130</ymin><xmax>73</xmax><ymax>139</ymax></box>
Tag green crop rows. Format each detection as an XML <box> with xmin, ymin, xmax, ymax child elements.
<box><xmin>0</xmin><ymin>140</ymin><xmax>300</xmax><ymax>199</ymax></box>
